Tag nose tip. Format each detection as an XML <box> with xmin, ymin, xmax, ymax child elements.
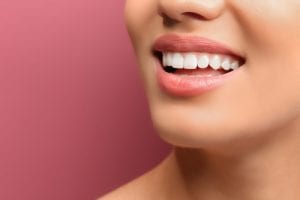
<box><xmin>158</xmin><ymin>0</ymin><xmax>226</xmax><ymax>23</ymax></box>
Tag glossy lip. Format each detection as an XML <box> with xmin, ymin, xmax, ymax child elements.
<box><xmin>153</xmin><ymin>34</ymin><xmax>244</xmax><ymax>58</ymax></box>
<box><xmin>152</xmin><ymin>34</ymin><xmax>245</xmax><ymax>97</ymax></box>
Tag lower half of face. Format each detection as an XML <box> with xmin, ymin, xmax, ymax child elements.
<box><xmin>125</xmin><ymin>0</ymin><xmax>300</xmax><ymax>154</ymax></box>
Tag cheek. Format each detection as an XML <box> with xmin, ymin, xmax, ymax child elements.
<box><xmin>245</xmin><ymin>29</ymin><xmax>300</xmax><ymax>130</ymax></box>
<box><xmin>124</xmin><ymin>0</ymin><xmax>157</xmax><ymax>41</ymax></box>
<box><xmin>230</xmin><ymin>0</ymin><xmax>300</xmax><ymax>130</ymax></box>
<box><xmin>124</xmin><ymin>0</ymin><xmax>142</xmax><ymax>42</ymax></box>
<box><xmin>235</xmin><ymin>0</ymin><xmax>300</xmax><ymax>53</ymax></box>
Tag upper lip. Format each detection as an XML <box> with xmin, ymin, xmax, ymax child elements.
<box><xmin>153</xmin><ymin>34</ymin><xmax>244</xmax><ymax>60</ymax></box>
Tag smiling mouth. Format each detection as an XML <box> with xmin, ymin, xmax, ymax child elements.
<box><xmin>154</xmin><ymin>51</ymin><xmax>245</xmax><ymax>76</ymax></box>
<box><xmin>153</xmin><ymin>34</ymin><xmax>246</xmax><ymax>77</ymax></box>
<box><xmin>151</xmin><ymin>34</ymin><xmax>246</xmax><ymax>96</ymax></box>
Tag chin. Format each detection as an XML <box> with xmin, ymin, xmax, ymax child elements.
<box><xmin>152</xmin><ymin>113</ymin><xmax>247</xmax><ymax>150</ymax></box>
<box><xmin>148</xmin><ymin>98</ymin><xmax>300</xmax><ymax>155</ymax></box>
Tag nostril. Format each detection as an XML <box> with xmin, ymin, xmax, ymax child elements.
<box><xmin>182</xmin><ymin>12</ymin><xmax>206</xmax><ymax>20</ymax></box>
<box><xmin>160</xmin><ymin>12</ymin><xmax>206</xmax><ymax>27</ymax></box>
<box><xmin>161</xmin><ymin>13</ymin><xmax>180</xmax><ymax>27</ymax></box>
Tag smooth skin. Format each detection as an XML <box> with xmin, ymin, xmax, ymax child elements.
<box><xmin>100</xmin><ymin>0</ymin><xmax>300</xmax><ymax>199</ymax></box>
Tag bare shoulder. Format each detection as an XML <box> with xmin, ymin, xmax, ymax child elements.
<box><xmin>97</xmin><ymin>157</ymin><xmax>170</xmax><ymax>200</ymax></box>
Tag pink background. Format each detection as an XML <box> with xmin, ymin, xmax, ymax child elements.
<box><xmin>0</xmin><ymin>0</ymin><xmax>170</xmax><ymax>199</ymax></box>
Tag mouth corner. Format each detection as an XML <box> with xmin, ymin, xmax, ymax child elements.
<box><xmin>152</xmin><ymin>50</ymin><xmax>163</xmax><ymax>61</ymax></box>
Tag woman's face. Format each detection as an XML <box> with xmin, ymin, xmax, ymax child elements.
<box><xmin>125</xmin><ymin>0</ymin><xmax>300</xmax><ymax>154</ymax></box>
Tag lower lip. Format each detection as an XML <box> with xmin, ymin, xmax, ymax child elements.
<box><xmin>155</xmin><ymin>60</ymin><xmax>241</xmax><ymax>97</ymax></box>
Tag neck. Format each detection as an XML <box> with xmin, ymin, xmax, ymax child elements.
<box><xmin>161</xmin><ymin>125</ymin><xmax>300</xmax><ymax>200</ymax></box>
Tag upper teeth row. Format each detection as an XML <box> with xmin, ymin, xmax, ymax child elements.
<box><xmin>162</xmin><ymin>52</ymin><xmax>240</xmax><ymax>71</ymax></box>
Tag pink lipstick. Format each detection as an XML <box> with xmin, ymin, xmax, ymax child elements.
<box><xmin>153</xmin><ymin>34</ymin><xmax>244</xmax><ymax>97</ymax></box>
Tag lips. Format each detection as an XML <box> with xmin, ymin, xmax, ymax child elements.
<box><xmin>152</xmin><ymin>34</ymin><xmax>245</xmax><ymax>97</ymax></box>
<box><xmin>154</xmin><ymin>34</ymin><xmax>242</xmax><ymax>56</ymax></box>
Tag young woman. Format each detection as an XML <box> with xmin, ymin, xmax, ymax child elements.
<box><xmin>100</xmin><ymin>0</ymin><xmax>300</xmax><ymax>199</ymax></box>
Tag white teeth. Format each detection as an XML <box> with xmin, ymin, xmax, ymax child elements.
<box><xmin>209</xmin><ymin>55</ymin><xmax>221</xmax><ymax>70</ymax></box>
<box><xmin>166</xmin><ymin>53</ymin><xmax>173</xmax><ymax>67</ymax></box>
<box><xmin>221</xmin><ymin>58</ymin><xmax>231</xmax><ymax>71</ymax></box>
<box><xmin>163</xmin><ymin>53</ymin><xmax>167</xmax><ymax>66</ymax></box>
<box><xmin>183</xmin><ymin>54</ymin><xmax>198</xmax><ymax>69</ymax></box>
<box><xmin>231</xmin><ymin>61</ymin><xmax>239</xmax><ymax>70</ymax></box>
<box><xmin>172</xmin><ymin>53</ymin><xmax>184</xmax><ymax>69</ymax></box>
<box><xmin>162</xmin><ymin>52</ymin><xmax>241</xmax><ymax>71</ymax></box>
<box><xmin>198</xmin><ymin>54</ymin><xmax>209</xmax><ymax>69</ymax></box>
